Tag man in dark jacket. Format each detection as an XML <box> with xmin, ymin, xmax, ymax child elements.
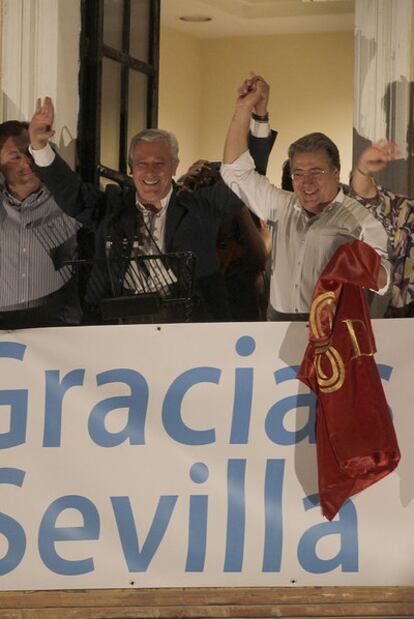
<box><xmin>28</xmin><ymin>97</ymin><xmax>275</xmax><ymax>322</ymax></box>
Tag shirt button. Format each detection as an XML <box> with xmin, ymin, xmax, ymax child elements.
<box><xmin>21</xmin><ymin>273</ymin><xmax>26</xmax><ymax>278</ymax></box>
<box><xmin>22</xmin><ymin>247</ymin><xmax>26</xmax><ymax>253</ymax></box>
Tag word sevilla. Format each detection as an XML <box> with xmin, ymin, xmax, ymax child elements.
<box><xmin>1</xmin><ymin>462</ymin><xmax>358</xmax><ymax>576</ymax></box>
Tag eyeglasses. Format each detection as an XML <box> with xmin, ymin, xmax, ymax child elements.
<box><xmin>291</xmin><ymin>168</ymin><xmax>332</xmax><ymax>181</ymax></box>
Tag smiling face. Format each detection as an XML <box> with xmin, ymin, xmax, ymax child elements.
<box><xmin>291</xmin><ymin>148</ymin><xmax>339</xmax><ymax>215</ymax></box>
<box><xmin>0</xmin><ymin>132</ymin><xmax>42</xmax><ymax>200</ymax></box>
<box><xmin>130</xmin><ymin>139</ymin><xmax>178</xmax><ymax>208</ymax></box>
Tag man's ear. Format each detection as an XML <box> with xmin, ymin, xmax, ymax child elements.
<box><xmin>173</xmin><ymin>159</ymin><xmax>179</xmax><ymax>177</ymax></box>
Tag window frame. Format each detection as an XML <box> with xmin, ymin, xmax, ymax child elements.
<box><xmin>78</xmin><ymin>0</ymin><xmax>160</xmax><ymax>186</ymax></box>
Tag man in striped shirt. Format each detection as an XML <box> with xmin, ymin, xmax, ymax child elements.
<box><xmin>0</xmin><ymin>121</ymin><xmax>81</xmax><ymax>328</ymax></box>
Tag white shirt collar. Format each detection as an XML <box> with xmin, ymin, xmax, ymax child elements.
<box><xmin>332</xmin><ymin>187</ymin><xmax>345</xmax><ymax>204</ymax></box>
<box><xmin>136</xmin><ymin>185</ymin><xmax>173</xmax><ymax>215</ymax></box>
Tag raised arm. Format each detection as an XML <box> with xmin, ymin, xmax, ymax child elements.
<box><xmin>28</xmin><ymin>97</ymin><xmax>104</xmax><ymax>226</ymax></box>
<box><xmin>351</xmin><ymin>140</ymin><xmax>399</xmax><ymax>198</ymax></box>
<box><xmin>221</xmin><ymin>75</ymin><xmax>289</xmax><ymax>222</ymax></box>
<box><xmin>223</xmin><ymin>74</ymin><xmax>268</xmax><ymax>164</ymax></box>
<box><xmin>246</xmin><ymin>75</ymin><xmax>277</xmax><ymax>175</ymax></box>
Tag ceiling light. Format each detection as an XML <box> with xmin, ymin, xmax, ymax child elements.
<box><xmin>179</xmin><ymin>15</ymin><xmax>212</xmax><ymax>22</ymax></box>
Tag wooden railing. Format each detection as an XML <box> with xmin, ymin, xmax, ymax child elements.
<box><xmin>0</xmin><ymin>586</ymin><xmax>414</xmax><ymax>618</ymax></box>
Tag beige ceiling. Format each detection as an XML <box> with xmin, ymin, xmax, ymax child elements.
<box><xmin>161</xmin><ymin>0</ymin><xmax>355</xmax><ymax>38</ymax></box>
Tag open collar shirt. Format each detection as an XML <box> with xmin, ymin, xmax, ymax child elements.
<box><xmin>221</xmin><ymin>150</ymin><xmax>391</xmax><ymax>314</ymax></box>
<box><xmin>0</xmin><ymin>184</ymin><xmax>80</xmax><ymax>311</ymax></box>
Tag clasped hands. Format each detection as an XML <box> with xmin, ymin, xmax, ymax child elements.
<box><xmin>236</xmin><ymin>72</ymin><xmax>270</xmax><ymax>116</ymax></box>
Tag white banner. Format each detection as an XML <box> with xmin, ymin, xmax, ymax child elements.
<box><xmin>0</xmin><ymin>320</ymin><xmax>412</xmax><ymax>590</ymax></box>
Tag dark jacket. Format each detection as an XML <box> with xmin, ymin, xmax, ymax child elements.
<box><xmin>33</xmin><ymin>130</ymin><xmax>276</xmax><ymax>321</ymax></box>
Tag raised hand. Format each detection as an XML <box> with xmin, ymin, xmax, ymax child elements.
<box><xmin>238</xmin><ymin>73</ymin><xmax>258</xmax><ymax>99</ymax></box>
<box><xmin>252</xmin><ymin>75</ymin><xmax>269</xmax><ymax>117</ymax></box>
<box><xmin>357</xmin><ymin>140</ymin><xmax>400</xmax><ymax>176</ymax></box>
<box><xmin>177</xmin><ymin>160</ymin><xmax>209</xmax><ymax>193</ymax></box>
<box><xmin>184</xmin><ymin>159</ymin><xmax>210</xmax><ymax>178</ymax></box>
<box><xmin>177</xmin><ymin>160</ymin><xmax>221</xmax><ymax>194</ymax></box>
<box><xmin>236</xmin><ymin>73</ymin><xmax>268</xmax><ymax>114</ymax></box>
<box><xmin>29</xmin><ymin>97</ymin><xmax>55</xmax><ymax>150</ymax></box>
<box><xmin>351</xmin><ymin>140</ymin><xmax>401</xmax><ymax>198</ymax></box>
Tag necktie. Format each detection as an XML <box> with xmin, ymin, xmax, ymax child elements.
<box><xmin>137</xmin><ymin>206</ymin><xmax>158</xmax><ymax>255</ymax></box>
<box><xmin>141</xmin><ymin>203</ymin><xmax>159</xmax><ymax>213</ymax></box>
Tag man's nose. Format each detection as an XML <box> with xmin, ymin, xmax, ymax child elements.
<box><xmin>146</xmin><ymin>162</ymin><xmax>161</xmax><ymax>175</ymax></box>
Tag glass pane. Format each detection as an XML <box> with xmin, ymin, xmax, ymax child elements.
<box><xmin>130</xmin><ymin>0</ymin><xmax>150</xmax><ymax>62</ymax></box>
<box><xmin>103</xmin><ymin>0</ymin><xmax>124</xmax><ymax>50</ymax></box>
<box><xmin>127</xmin><ymin>69</ymin><xmax>148</xmax><ymax>160</ymax></box>
<box><xmin>100</xmin><ymin>58</ymin><xmax>121</xmax><ymax>170</ymax></box>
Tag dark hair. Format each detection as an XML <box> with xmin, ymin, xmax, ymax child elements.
<box><xmin>281</xmin><ymin>159</ymin><xmax>293</xmax><ymax>191</ymax></box>
<box><xmin>0</xmin><ymin>120</ymin><xmax>29</xmax><ymax>153</ymax></box>
<box><xmin>288</xmin><ymin>132</ymin><xmax>340</xmax><ymax>171</ymax></box>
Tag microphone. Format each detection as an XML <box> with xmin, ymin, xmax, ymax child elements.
<box><xmin>105</xmin><ymin>236</ymin><xmax>113</xmax><ymax>256</ymax></box>
<box><xmin>104</xmin><ymin>235</ymin><xmax>117</xmax><ymax>296</ymax></box>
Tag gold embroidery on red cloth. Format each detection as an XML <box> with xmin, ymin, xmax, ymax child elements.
<box><xmin>342</xmin><ymin>319</ymin><xmax>375</xmax><ymax>359</ymax></box>
<box><xmin>309</xmin><ymin>291</ymin><xmax>336</xmax><ymax>339</ymax></box>
<box><xmin>315</xmin><ymin>346</ymin><xmax>345</xmax><ymax>393</ymax></box>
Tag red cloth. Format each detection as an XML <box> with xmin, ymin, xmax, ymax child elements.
<box><xmin>297</xmin><ymin>240</ymin><xmax>401</xmax><ymax>520</ymax></box>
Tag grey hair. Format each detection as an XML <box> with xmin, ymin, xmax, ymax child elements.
<box><xmin>288</xmin><ymin>132</ymin><xmax>340</xmax><ymax>171</ymax></box>
<box><xmin>128</xmin><ymin>128</ymin><xmax>179</xmax><ymax>167</ymax></box>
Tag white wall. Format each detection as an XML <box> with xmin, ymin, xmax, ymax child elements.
<box><xmin>1</xmin><ymin>0</ymin><xmax>80</xmax><ymax>166</ymax></box>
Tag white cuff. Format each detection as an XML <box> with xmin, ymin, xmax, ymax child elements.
<box><xmin>249</xmin><ymin>119</ymin><xmax>271</xmax><ymax>138</ymax></box>
<box><xmin>376</xmin><ymin>260</ymin><xmax>391</xmax><ymax>296</ymax></box>
<box><xmin>29</xmin><ymin>143</ymin><xmax>55</xmax><ymax>167</ymax></box>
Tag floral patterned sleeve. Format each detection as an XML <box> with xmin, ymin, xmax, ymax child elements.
<box><xmin>348</xmin><ymin>184</ymin><xmax>414</xmax><ymax>309</ymax></box>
